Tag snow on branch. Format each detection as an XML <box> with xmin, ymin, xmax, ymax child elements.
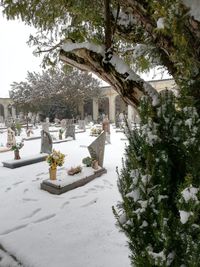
<box><xmin>60</xmin><ymin>41</ymin><xmax>159</xmax><ymax>107</ymax></box>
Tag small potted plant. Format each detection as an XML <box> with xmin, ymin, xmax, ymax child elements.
<box><xmin>15</xmin><ymin>122</ymin><xmax>22</xmax><ymax>136</ymax></box>
<box><xmin>46</xmin><ymin>150</ymin><xmax>65</xmax><ymax>180</ymax></box>
<box><xmin>82</xmin><ymin>156</ymin><xmax>93</xmax><ymax>167</ymax></box>
<box><xmin>91</xmin><ymin>159</ymin><xmax>99</xmax><ymax>170</ymax></box>
<box><xmin>11</xmin><ymin>141</ymin><xmax>24</xmax><ymax>160</ymax></box>
<box><xmin>67</xmin><ymin>165</ymin><xmax>82</xmax><ymax>175</ymax></box>
<box><xmin>59</xmin><ymin>129</ymin><xmax>64</xmax><ymax>140</ymax></box>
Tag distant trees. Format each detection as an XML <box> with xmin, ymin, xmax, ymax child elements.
<box><xmin>10</xmin><ymin>68</ymin><xmax>101</xmax><ymax>120</ymax></box>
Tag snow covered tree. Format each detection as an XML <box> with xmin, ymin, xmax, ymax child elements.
<box><xmin>2</xmin><ymin>1</ymin><xmax>200</xmax><ymax>265</ymax></box>
<box><xmin>2</xmin><ymin>0</ymin><xmax>200</xmax><ymax>109</ymax></box>
<box><xmin>10</xmin><ymin>68</ymin><xmax>101</xmax><ymax>120</ymax></box>
<box><xmin>113</xmin><ymin>90</ymin><xmax>200</xmax><ymax>266</ymax></box>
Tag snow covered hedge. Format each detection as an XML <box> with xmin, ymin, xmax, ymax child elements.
<box><xmin>114</xmin><ymin>90</ymin><xmax>200</xmax><ymax>266</ymax></box>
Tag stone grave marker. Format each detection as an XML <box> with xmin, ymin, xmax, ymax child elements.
<box><xmin>41</xmin><ymin>122</ymin><xmax>49</xmax><ymax>132</ymax></box>
<box><xmin>88</xmin><ymin>131</ymin><xmax>106</xmax><ymax>167</ymax></box>
<box><xmin>60</xmin><ymin>119</ymin><xmax>67</xmax><ymax>129</ymax></box>
<box><xmin>78</xmin><ymin>120</ymin><xmax>86</xmax><ymax>131</ymax></box>
<box><xmin>65</xmin><ymin>124</ymin><xmax>75</xmax><ymax>140</ymax></box>
<box><xmin>40</xmin><ymin>130</ymin><xmax>52</xmax><ymax>154</ymax></box>
<box><xmin>54</xmin><ymin>118</ymin><xmax>60</xmax><ymax>125</ymax></box>
<box><xmin>6</xmin><ymin>127</ymin><xmax>16</xmax><ymax>148</ymax></box>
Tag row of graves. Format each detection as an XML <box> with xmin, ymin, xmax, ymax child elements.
<box><xmin>0</xmin><ymin>120</ymin><xmax>107</xmax><ymax>195</ymax></box>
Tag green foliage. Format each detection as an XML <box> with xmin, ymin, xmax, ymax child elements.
<box><xmin>114</xmin><ymin>91</ymin><xmax>200</xmax><ymax>266</ymax></box>
<box><xmin>2</xmin><ymin>0</ymin><xmax>199</xmax><ymax>80</ymax></box>
<box><xmin>10</xmin><ymin>68</ymin><xmax>101</xmax><ymax>120</ymax></box>
<box><xmin>15</xmin><ymin>122</ymin><xmax>22</xmax><ymax>136</ymax></box>
<box><xmin>82</xmin><ymin>156</ymin><xmax>93</xmax><ymax>167</ymax></box>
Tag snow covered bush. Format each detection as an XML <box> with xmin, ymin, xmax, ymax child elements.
<box><xmin>114</xmin><ymin>90</ymin><xmax>200</xmax><ymax>266</ymax></box>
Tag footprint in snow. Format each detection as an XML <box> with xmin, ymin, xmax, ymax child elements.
<box><xmin>81</xmin><ymin>198</ymin><xmax>98</xmax><ymax>208</ymax></box>
<box><xmin>32</xmin><ymin>177</ymin><xmax>42</xmax><ymax>182</ymax></box>
<box><xmin>23</xmin><ymin>188</ymin><xmax>29</xmax><ymax>193</ymax></box>
<box><xmin>22</xmin><ymin>208</ymin><xmax>41</xmax><ymax>219</ymax></box>
<box><xmin>22</xmin><ymin>198</ymin><xmax>38</xmax><ymax>202</ymax></box>
<box><xmin>94</xmin><ymin>185</ymin><xmax>105</xmax><ymax>189</ymax></box>
<box><xmin>0</xmin><ymin>224</ymin><xmax>28</xmax><ymax>235</ymax></box>
<box><xmin>12</xmin><ymin>181</ymin><xmax>24</xmax><ymax>186</ymax></box>
<box><xmin>70</xmin><ymin>195</ymin><xmax>86</xmax><ymax>200</ymax></box>
<box><xmin>85</xmin><ymin>188</ymin><xmax>97</xmax><ymax>193</ymax></box>
<box><xmin>5</xmin><ymin>187</ymin><xmax>11</xmax><ymax>192</ymax></box>
<box><xmin>60</xmin><ymin>201</ymin><xmax>70</xmax><ymax>209</ymax></box>
<box><xmin>33</xmin><ymin>214</ymin><xmax>56</xmax><ymax>224</ymax></box>
<box><xmin>103</xmin><ymin>179</ymin><xmax>113</xmax><ymax>187</ymax></box>
<box><xmin>36</xmin><ymin>172</ymin><xmax>45</xmax><ymax>177</ymax></box>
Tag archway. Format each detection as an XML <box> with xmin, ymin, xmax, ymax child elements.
<box><xmin>0</xmin><ymin>104</ymin><xmax>4</xmax><ymax>117</ymax></box>
<box><xmin>0</xmin><ymin>104</ymin><xmax>4</xmax><ymax>122</ymax></box>
<box><xmin>98</xmin><ymin>97</ymin><xmax>109</xmax><ymax>120</ymax></box>
<box><xmin>7</xmin><ymin>104</ymin><xmax>12</xmax><ymax>117</ymax></box>
<box><xmin>115</xmin><ymin>95</ymin><xmax>128</xmax><ymax>117</ymax></box>
<box><xmin>84</xmin><ymin>99</ymin><xmax>93</xmax><ymax>118</ymax></box>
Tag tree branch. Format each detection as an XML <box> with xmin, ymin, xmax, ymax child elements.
<box><xmin>59</xmin><ymin>42</ymin><xmax>159</xmax><ymax>109</ymax></box>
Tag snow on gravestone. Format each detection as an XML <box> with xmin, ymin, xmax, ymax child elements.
<box><xmin>65</xmin><ymin>124</ymin><xmax>75</xmax><ymax>140</ymax></box>
<box><xmin>60</xmin><ymin>119</ymin><xmax>67</xmax><ymax>129</ymax></box>
<box><xmin>41</xmin><ymin>122</ymin><xmax>49</xmax><ymax>132</ymax></box>
<box><xmin>40</xmin><ymin>130</ymin><xmax>52</xmax><ymax>154</ymax></box>
<box><xmin>88</xmin><ymin>131</ymin><xmax>106</xmax><ymax>167</ymax></box>
<box><xmin>78</xmin><ymin>120</ymin><xmax>86</xmax><ymax>131</ymax></box>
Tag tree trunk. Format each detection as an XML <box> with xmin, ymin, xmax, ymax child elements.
<box><xmin>104</xmin><ymin>0</ymin><xmax>112</xmax><ymax>50</ymax></box>
<box><xmin>59</xmin><ymin>43</ymin><xmax>158</xmax><ymax>109</ymax></box>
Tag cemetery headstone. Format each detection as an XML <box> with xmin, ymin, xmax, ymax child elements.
<box><xmin>41</xmin><ymin>122</ymin><xmax>49</xmax><ymax>132</ymax></box>
<box><xmin>6</xmin><ymin>127</ymin><xmax>16</xmax><ymax>148</ymax></box>
<box><xmin>60</xmin><ymin>119</ymin><xmax>67</xmax><ymax>129</ymax></box>
<box><xmin>88</xmin><ymin>131</ymin><xmax>106</xmax><ymax>167</ymax></box>
<box><xmin>40</xmin><ymin>130</ymin><xmax>52</xmax><ymax>154</ymax></box>
<box><xmin>78</xmin><ymin>120</ymin><xmax>86</xmax><ymax>131</ymax></box>
<box><xmin>102</xmin><ymin>116</ymin><xmax>111</xmax><ymax>144</ymax></box>
<box><xmin>65</xmin><ymin>124</ymin><xmax>75</xmax><ymax>140</ymax></box>
<box><xmin>54</xmin><ymin>118</ymin><xmax>60</xmax><ymax>125</ymax></box>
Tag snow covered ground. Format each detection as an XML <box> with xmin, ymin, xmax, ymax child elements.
<box><xmin>0</xmin><ymin>126</ymin><xmax>130</xmax><ymax>267</ymax></box>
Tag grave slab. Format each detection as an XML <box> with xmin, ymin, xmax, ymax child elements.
<box><xmin>115</xmin><ymin>129</ymin><xmax>124</xmax><ymax>133</ymax></box>
<box><xmin>88</xmin><ymin>131</ymin><xmax>106</xmax><ymax>167</ymax></box>
<box><xmin>75</xmin><ymin>129</ymin><xmax>85</xmax><ymax>134</ymax></box>
<box><xmin>53</xmin><ymin>137</ymin><xmax>74</xmax><ymax>144</ymax></box>
<box><xmin>0</xmin><ymin>147</ymin><xmax>11</xmax><ymax>153</ymax></box>
<box><xmin>49</xmin><ymin>129</ymin><xmax>59</xmax><ymax>133</ymax></box>
<box><xmin>41</xmin><ymin>166</ymin><xmax>107</xmax><ymax>195</ymax></box>
<box><xmin>23</xmin><ymin>136</ymin><xmax>41</xmax><ymax>141</ymax></box>
<box><xmin>2</xmin><ymin>153</ymin><xmax>48</xmax><ymax>169</ymax></box>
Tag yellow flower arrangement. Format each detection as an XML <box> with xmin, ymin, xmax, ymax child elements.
<box><xmin>46</xmin><ymin>150</ymin><xmax>65</xmax><ymax>170</ymax></box>
<box><xmin>91</xmin><ymin>127</ymin><xmax>102</xmax><ymax>136</ymax></box>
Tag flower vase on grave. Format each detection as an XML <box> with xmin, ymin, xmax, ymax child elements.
<box><xmin>14</xmin><ymin>149</ymin><xmax>21</xmax><ymax>160</ymax></box>
<box><xmin>92</xmin><ymin>160</ymin><xmax>99</xmax><ymax>170</ymax></box>
<box><xmin>59</xmin><ymin>133</ymin><xmax>62</xmax><ymax>140</ymax></box>
<box><xmin>49</xmin><ymin>167</ymin><xmax>57</xmax><ymax>180</ymax></box>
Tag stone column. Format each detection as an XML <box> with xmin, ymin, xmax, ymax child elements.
<box><xmin>128</xmin><ymin>105</ymin><xmax>135</xmax><ymax>122</ymax></box>
<box><xmin>128</xmin><ymin>105</ymin><xmax>140</xmax><ymax>123</ymax></box>
<box><xmin>11</xmin><ymin>107</ymin><xmax>17</xmax><ymax>119</ymax></box>
<box><xmin>92</xmin><ymin>98</ymin><xmax>99</xmax><ymax>121</ymax></box>
<box><xmin>4</xmin><ymin>105</ymin><xmax>9</xmax><ymax>120</ymax></box>
<box><xmin>108</xmin><ymin>95</ymin><xmax>116</xmax><ymax>123</ymax></box>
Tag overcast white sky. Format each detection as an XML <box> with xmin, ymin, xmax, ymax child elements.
<box><xmin>0</xmin><ymin>12</ymin><xmax>42</xmax><ymax>98</ymax></box>
<box><xmin>0</xmin><ymin>10</ymin><xmax>172</xmax><ymax>99</ymax></box>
